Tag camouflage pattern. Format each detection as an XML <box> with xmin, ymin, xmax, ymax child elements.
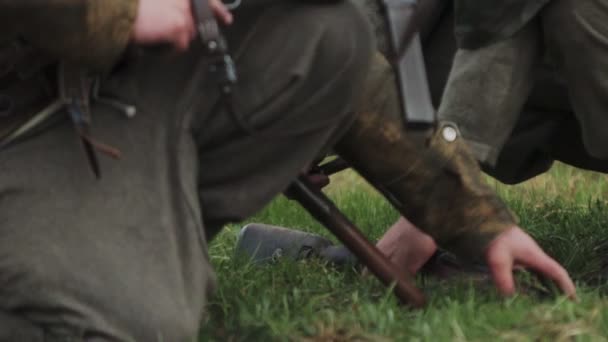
<box><xmin>454</xmin><ymin>0</ymin><xmax>551</xmax><ymax>49</ymax></box>
<box><xmin>338</xmin><ymin>1</ymin><xmax>519</xmax><ymax>257</ymax></box>
<box><xmin>0</xmin><ymin>0</ymin><xmax>137</xmax><ymax>71</ymax></box>
<box><xmin>337</xmin><ymin>53</ymin><xmax>516</xmax><ymax>262</ymax></box>
<box><xmin>0</xmin><ymin>1</ymin><xmax>137</xmax><ymax>143</ymax></box>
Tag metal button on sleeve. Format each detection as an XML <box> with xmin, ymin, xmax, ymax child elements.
<box><xmin>441</xmin><ymin>125</ymin><xmax>458</xmax><ymax>142</ymax></box>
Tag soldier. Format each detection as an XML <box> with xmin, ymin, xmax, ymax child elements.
<box><xmin>239</xmin><ymin>50</ymin><xmax>575</xmax><ymax>298</ymax></box>
<box><xmin>0</xmin><ymin>0</ymin><xmax>374</xmax><ymax>339</ymax></box>
<box><xmin>0</xmin><ymin>1</ymin><xmax>575</xmax><ymax>341</ymax></box>
<box><xmin>240</xmin><ymin>1</ymin><xmax>583</xmax><ymax>297</ymax></box>
<box><xmin>437</xmin><ymin>0</ymin><xmax>608</xmax><ymax>184</ymax></box>
<box><xmin>371</xmin><ymin>0</ymin><xmax>608</xmax><ymax>286</ymax></box>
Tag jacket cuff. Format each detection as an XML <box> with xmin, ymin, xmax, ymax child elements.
<box><xmin>441</xmin><ymin>196</ymin><xmax>516</xmax><ymax>262</ymax></box>
<box><xmin>427</xmin><ymin>124</ymin><xmax>518</xmax><ymax>262</ymax></box>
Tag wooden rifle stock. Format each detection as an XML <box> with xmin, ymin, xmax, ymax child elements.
<box><xmin>286</xmin><ymin>176</ymin><xmax>426</xmax><ymax>308</ymax></box>
<box><xmin>284</xmin><ymin>0</ymin><xmax>447</xmax><ymax>308</ymax></box>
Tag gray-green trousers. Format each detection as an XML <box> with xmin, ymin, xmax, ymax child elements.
<box><xmin>437</xmin><ymin>0</ymin><xmax>608</xmax><ymax>183</ymax></box>
<box><xmin>0</xmin><ymin>2</ymin><xmax>373</xmax><ymax>340</ymax></box>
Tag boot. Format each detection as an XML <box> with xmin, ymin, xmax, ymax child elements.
<box><xmin>235</xmin><ymin>223</ymin><xmax>357</xmax><ymax>265</ymax></box>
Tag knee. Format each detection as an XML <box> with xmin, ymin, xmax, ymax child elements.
<box><xmin>319</xmin><ymin>2</ymin><xmax>374</xmax><ymax>64</ymax></box>
<box><xmin>231</xmin><ymin>1</ymin><xmax>375</xmax><ymax>128</ymax></box>
<box><xmin>306</xmin><ymin>1</ymin><xmax>375</xmax><ymax>88</ymax></box>
<box><xmin>307</xmin><ymin>2</ymin><xmax>376</xmax><ymax>124</ymax></box>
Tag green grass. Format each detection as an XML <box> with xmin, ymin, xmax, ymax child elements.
<box><xmin>200</xmin><ymin>163</ymin><xmax>608</xmax><ymax>341</ymax></box>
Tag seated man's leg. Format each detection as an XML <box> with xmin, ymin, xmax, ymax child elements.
<box><xmin>542</xmin><ymin>0</ymin><xmax>608</xmax><ymax>160</ymax></box>
<box><xmin>0</xmin><ymin>2</ymin><xmax>374</xmax><ymax>340</ymax></box>
<box><xmin>196</xmin><ymin>1</ymin><xmax>374</xmax><ymax>235</ymax></box>
<box><xmin>0</xmin><ymin>311</ymin><xmax>44</xmax><ymax>341</ymax></box>
<box><xmin>0</xmin><ymin>46</ymin><xmax>228</xmax><ymax>341</ymax></box>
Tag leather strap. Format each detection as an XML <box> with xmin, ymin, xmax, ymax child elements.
<box><xmin>192</xmin><ymin>0</ymin><xmax>225</xmax><ymax>55</ymax></box>
<box><xmin>382</xmin><ymin>0</ymin><xmax>444</xmax><ymax>128</ymax></box>
<box><xmin>191</xmin><ymin>0</ymin><xmax>237</xmax><ymax>87</ymax></box>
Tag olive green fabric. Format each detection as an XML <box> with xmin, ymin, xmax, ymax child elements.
<box><xmin>438</xmin><ymin>24</ymin><xmax>539</xmax><ymax>165</ymax></box>
<box><xmin>360</xmin><ymin>2</ymin><xmax>608</xmax><ymax>185</ymax></box>
<box><xmin>440</xmin><ymin>0</ymin><xmax>608</xmax><ymax>170</ymax></box>
<box><xmin>454</xmin><ymin>0</ymin><xmax>550</xmax><ymax>49</ymax></box>
<box><xmin>354</xmin><ymin>0</ymin><xmax>552</xmax><ymax>50</ymax></box>
<box><xmin>0</xmin><ymin>1</ymin><xmax>373</xmax><ymax>340</ymax></box>
<box><xmin>483</xmin><ymin>109</ymin><xmax>608</xmax><ymax>185</ymax></box>
<box><xmin>336</xmin><ymin>53</ymin><xmax>515</xmax><ymax>262</ymax></box>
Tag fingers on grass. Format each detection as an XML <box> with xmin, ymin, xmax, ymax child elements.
<box><xmin>488</xmin><ymin>247</ymin><xmax>516</xmax><ymax>296</ymax></box>
<box><xmin>523</xmin><ymin>252</ymin><xmax>577</xmax><ymax>300</ymax></box>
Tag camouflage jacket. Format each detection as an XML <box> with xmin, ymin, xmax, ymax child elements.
<box><xmin>0</xmin><ymin>1</ymin><xmax>137</xmax><ymax>141</ymax></box>
<box><xmin>0</xmin><ymin>0</ymin><xmax>138</xmax><ymax>71</ymax></box>
<box><xmin>454</xmin><ymin>0</ymin><xmax>551</xmax><ymax>49</ymax></box>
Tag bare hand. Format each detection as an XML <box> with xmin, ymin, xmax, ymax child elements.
<box><xmin>131</xmin><ymin>0</ymin><xmax>233</xmax><ymax>51</ymax></box>
<box><xmin>485</xmin><ymin>227</ymin><xmax>577</xmax><ymax>299</ymax></box>
<box><xmin>376</xmin><ymin>217</ymin><xmax>437</xmax><ymax>275</ymax></box>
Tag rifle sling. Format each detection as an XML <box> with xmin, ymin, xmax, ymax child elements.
<box><xmin>383</xmin><ymin>0</ymin><xmax>440</xmax><ymax>128</ymax></box>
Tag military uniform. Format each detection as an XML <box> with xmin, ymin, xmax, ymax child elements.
<box><xmin>360</xmin><ymin>0</ymin><xmax>608</xmax><ymax>183</ymax></box>
<box><xmin>0</xmin><ymin>0</ymin><xmax>524</xmax><ymax>340</ymax></box>
<box><xmin>439</xmin><ymin>0</ymin><xmax>608</xmax><ymax>183</ymax></box>
<box><xmin>0</xmin><ymin>1</ymin><xmax>374</xmax><ymax>340</ymax></box>
<box><xmin>335</xmin><ymin>53</ymin><xmax>516</xmax><ymax>261</ymax></box>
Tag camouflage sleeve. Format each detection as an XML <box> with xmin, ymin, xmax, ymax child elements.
<box><xmin>0</xmin><ymin>0</ymin><xmax>138</xmax><ymax>71</ymax></box>
<box><xmin>423</xmin><ymin>124</ymin><xmax>518</xmax><ymax>261</ymax></box>
<box><xmin>335</xmin><ymin>53</ymin><xmax>516</xmax><ymax>262</ymax></box>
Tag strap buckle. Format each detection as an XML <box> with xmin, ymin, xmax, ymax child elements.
<box><xmin>191</xmin><ymin>0</ymin><xmax>238</xmax><ymax>90</ymax></box>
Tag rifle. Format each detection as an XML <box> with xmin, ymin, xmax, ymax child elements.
<box><xmin>198</xmin><ymin>0</ymin><xmax>447</xmax><ymax>308</ymax></box>
<box><xmin>287</xmin><ymin>0</ymin><xmax>447</xmax><ymax>308</ymax></box>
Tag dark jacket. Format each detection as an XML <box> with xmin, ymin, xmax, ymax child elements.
<box><xmin>454</xmin><ymin>0</ymin><xmax>551</xmax><ymax>49</ymax></box>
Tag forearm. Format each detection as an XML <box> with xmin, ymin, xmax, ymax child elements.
<box><xmin>335</xmin><ymin>53</ymin><xmax>515</xmax><ymax>262</ymax></box>
<box><xmin>0</xmin><ymin>0</ymin><xmax>138</xmax><ymax>71</ymax></box>
<box><xmin>421</xmin><ymin>127</ymin><xmax>517</xmax><ymax>260</ymax></box>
